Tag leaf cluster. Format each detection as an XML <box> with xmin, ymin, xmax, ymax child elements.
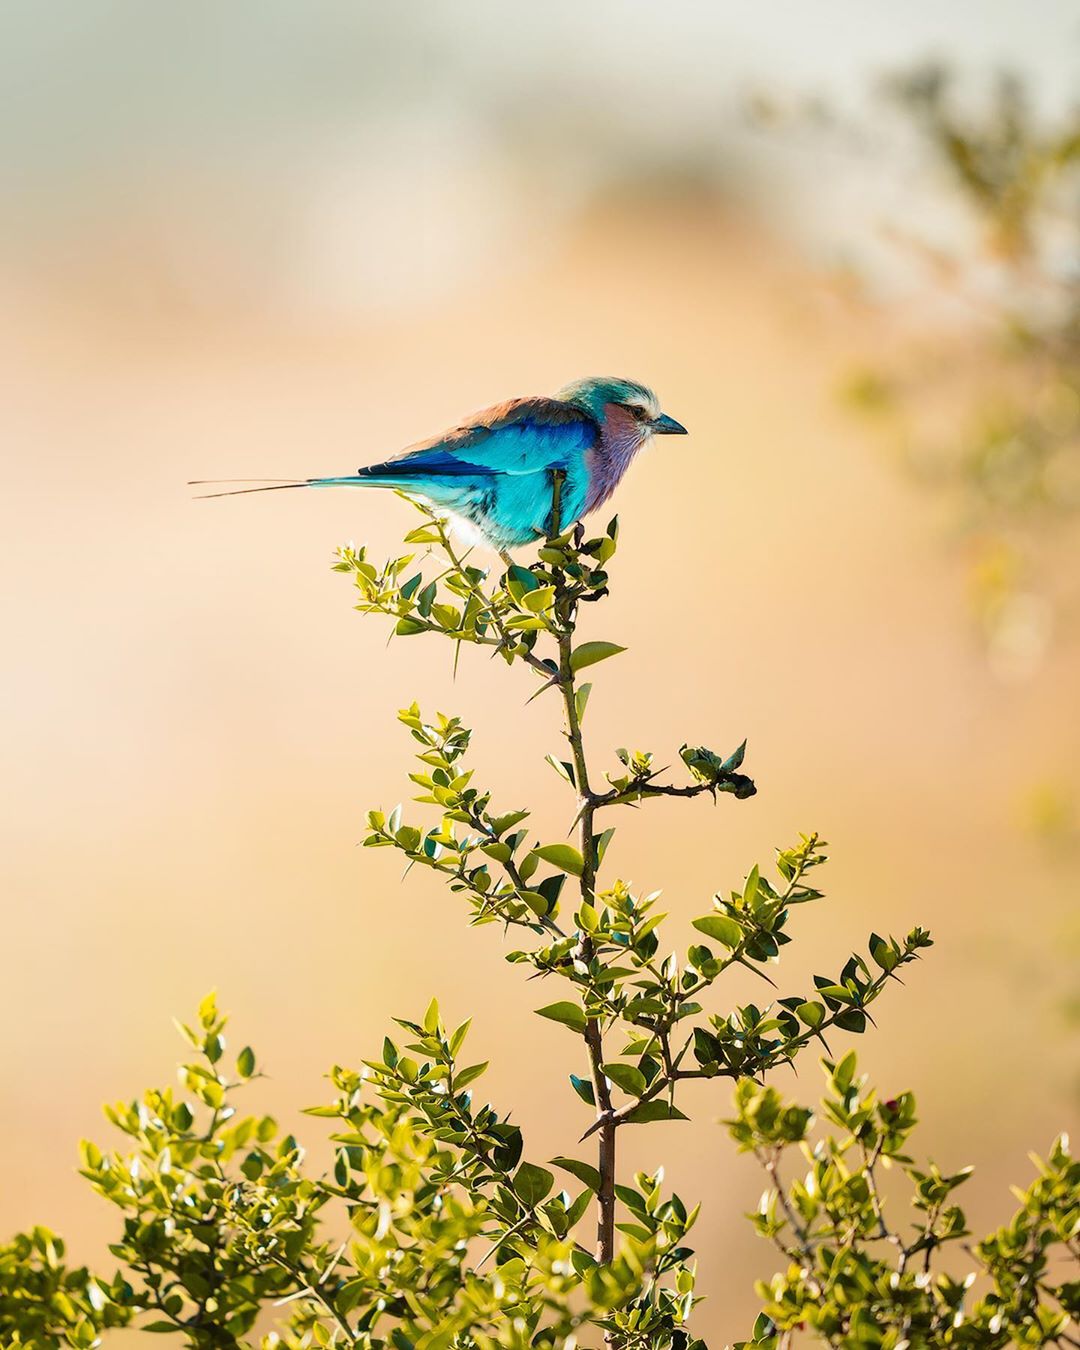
<box><xmin>68</xmin><ymin>995</ymin><xmax>703</xmax><ymax>1350</ymax></box>
<box><xmin>728</xmin><ymin>1053</ymin><xmax>1079</xmax><ymax>1349</ymax></box>
<box><xmin>0</xmin><ymin>1228</ymin><xmax>130</xmax><ymax>1350</ymax></box>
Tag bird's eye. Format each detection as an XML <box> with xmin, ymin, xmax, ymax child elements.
<box><xmin>628</xmin><ymin>404</ymin><xmax>648</xmax><ymax>421</ymax></box>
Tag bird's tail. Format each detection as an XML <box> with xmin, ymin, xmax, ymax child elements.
<box><xmin>189</xmin><ymin>476</ymin><xmax>379</xmax><ymax>499</ymax></box>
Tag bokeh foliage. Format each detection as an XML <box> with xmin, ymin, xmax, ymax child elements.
<box><xmin>841</xmin><ymin>67</ymin><xmax>1080</xmax><ymax>671</ymax></box>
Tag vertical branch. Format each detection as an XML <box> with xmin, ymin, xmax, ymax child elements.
<box><xmin>547</xmin><ymin>471</ymin><xmax>617</xmax><ymax>1267</ymax></box>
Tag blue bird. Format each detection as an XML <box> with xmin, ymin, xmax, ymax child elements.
<box><xmin>193</xmin><ymin>376</ymin><xmax>686</xmax><ymax>552</ymax></box>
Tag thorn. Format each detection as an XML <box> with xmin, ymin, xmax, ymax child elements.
<box><xmin>736</xmin><ymin>955</ymin><xmax>778</xmax><ymax>988</ymax></box>
<box><xmin>524</xmin><ymin>677</ymin><xmax>560</xmax><ymax>704</ymax></box>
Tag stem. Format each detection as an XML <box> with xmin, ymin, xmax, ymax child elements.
<box><xmin>546</xmin><ymin>479</ymin><xmax>617</xmax><ymax>1268</ymax></box>
<box><xmin>434</xmin><ymin>516</ymin><xmax>552</xmax><ymax>680</ymax></box>
<box><xmin>592</xmin><ymin>780</ymin><xmax>717</xmax><ymax>809</ymax></box>
<box><xmin>562</xmin><ymin>615</ymin><xmax>617</xmax><ymax>1264</ymax></box>
<box><xmin>760</xmin><ymin>1149</ymin><xmax>823</xmax><ymax>1293</ymax></box>
<box><xmin>264</xmin><ymin>1250</ymin><xmax>356</xmax><ymax>1345</ymax></box>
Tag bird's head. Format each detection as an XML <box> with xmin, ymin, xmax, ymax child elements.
<box><xmin>557</xmin><ymin>376</ymin><xmax>687</xmax><ymax>437</ymax></box>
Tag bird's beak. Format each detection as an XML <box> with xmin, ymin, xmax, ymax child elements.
<box><xmin>651</xmin><ymin>412</ymin><xmax>688</xmax><ymax>435</ymax></box>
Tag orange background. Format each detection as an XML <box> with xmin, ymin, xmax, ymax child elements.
<box><xmin>2</xmin><ymin>7</ymin><xmax>1078</xmax><ymax>1344</ymax></box>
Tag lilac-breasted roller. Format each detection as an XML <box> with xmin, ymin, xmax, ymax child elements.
<box><xmin>193</xmin><ymin>376</ymin><xmax>686</xmax><ymax>551</ymax></box>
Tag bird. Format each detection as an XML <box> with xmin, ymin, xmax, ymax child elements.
<box><xmin>191</xmin><ymin>376</ymin><xmax>686</xmax><ymax>552</ymax></box>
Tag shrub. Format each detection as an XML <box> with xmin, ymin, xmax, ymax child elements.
<box><xmin>3</xmin><ymin>501</ymin><xmax>1071</xmax><ymax>1348</ymax></box>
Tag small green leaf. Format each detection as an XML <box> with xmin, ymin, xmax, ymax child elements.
<box><xmin>506</xmin><ymin>564</ymin><xmax>541</xmax><ymax>599</ymax></box>
<box><xmin>237</xmin><ymin>1046</ymin><xmax>256</xmax><ymax>1079</ymax></box>
<box><xmin>623</xmin><ymin>1100</ymin><xmax>689</xmax><ymax>1126</ymax></box>
<box><xmin>533</xmin><ymin>843</ymin><xmax>585</xmax><ymax>877</ymax></box>
<box><xmin>535</xmin><ymin>1001</ymin><xmax>587</xmax><ymax>1033</ymax></box>
<box><xmin>570</xmin><ymin>1073</ymin><xmax>596</xmax><ymax>1105</ymax></box>
<box><xmin>551</xmin><ymin>1156</ymin><xmax>602</xmax><ymax>1192</ymax></box>
<box><xmin>817</xmin><ymin>984</ymin><xmax>856</xmax><ymax>1005</ymax></box>
<box><xmin>197</xmin><ymin>992</ymin><xmax>218</xmax><ymax>1029</ymax></box>
<box><xmin>593</xmin><ymin>828</ymin><xmax>615</xmax><ymax>868</ymax></box>
<box><xmin>692</xmin><ymin>914</ymin><xmax>743</xmax><ymax>948</ymax></box>
<box><xmin>514</xmin><ymin>1162</ymin><xmax>554</xmax><ymax>1207</ymax></box>
<box><xmin>449</xmin><ymin>1019</ymin><xmax>471</xmax><ymax>1056</ymax></box>
<box><xmin>521</xmin><ymin>585</ymin><xmax>556</xmax><ymax>613</ymax></box>
<box><xmin>570</xmin><ymin>641</ymin><xmax>626</xmax><ymax>673</ymax></box>
<box><xmin>454</xmin><ymin>1062</ymin><xmax>488</xmax><ymax>1090</ymax></box>
<box><xmin>603</xmin><ymin>1063</ymin><xmax>647</xmax><ymax>1097</ymax></box>
<box><xmin>544</xmin><ymin>756</ymin><xmax>576</xmax><ymax>788</ymax></box>
<box><xmin>575</xmin><ymin>682</ymin><xmax>593</xmax><ymax>724</ymax></box>
<box><xmin>403</xmin><ymin>525</ymin><xmax>442</xmax><ymax>544</ymax></box>
<box><xmin>489</xmin><ymin>810</ymin><xmax>529</xmax><ymax>836</ymax></box>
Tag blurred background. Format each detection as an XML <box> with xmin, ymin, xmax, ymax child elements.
<box><xmin>2</xmin><ymin>2</ymin><xmax>1079</xmax><ymax>1343</ymax></box>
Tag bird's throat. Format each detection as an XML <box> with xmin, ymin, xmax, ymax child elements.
<box><xmin>585</xmin><ymin>405</ymin><xmax>649</xmax><ymax>513</ymax></box>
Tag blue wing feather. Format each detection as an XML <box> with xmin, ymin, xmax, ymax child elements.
<box><xmin>307</xmin><ymin>397</ymin><xmax>600</xmax><ymax>547</ymax></box>
<box><xmin>358</xmin><ymin>398</ymin><xmax>598</xmax><ymax>480</ymax></box>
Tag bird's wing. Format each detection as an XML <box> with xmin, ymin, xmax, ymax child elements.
<box><xmin>357</xmin><ymin>398</ymin><xmax>598</xmax><ymax>480</ymax></box>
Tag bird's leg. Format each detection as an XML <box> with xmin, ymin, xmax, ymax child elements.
<box><xmin>498</xmin><ymin>549</ymin><xmax>515</xmax><ymax>572</ymax></box>
<box><xmin>548</xmin><ymin>468</ymin><xmax>566</xmax><ymax>538</ymax></box>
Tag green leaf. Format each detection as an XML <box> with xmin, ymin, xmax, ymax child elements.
<box><xmin>551</xmin><ymin>1156</ymin><xmax>602</xmax><ymax>1192</ymax></box>
<box><xmin>449</xmin><ymin>1019</ymin><xmax>471</xmax><ymax>1056</ymax></box>
<box><xmin>535</xmin><ymin>1001</ymin><xmax>587</xmax><ymax>1033</ymax></box>
<box><xmin>796</xmin><ymin>1001</ymin><xmax>825</xmax><ymax>1028</ymax></box>
<box><xmin>403</xmin><ymin>525</ymin><xmax>442</xmax><ymax>544</ymax></box>
<box><xmin>593</xmin><ymin>828</ymin><xmax>616</xmax><ymax>868</ymax></box>
<box><xmin>520</xmin><ymin>890</ymin><xmax>554</xmax><ymax>917</ymax></box>
<box><xmin>236</xmin><ymin>1046</ymin><xmax>256</xmax><ymax>1079</ymax></box>
<box><xmin>623</xmin><ymin>1100</ymin><xmax>689</xmax><ymax>1126</ymax></box>
<box><xmin>506</xmin><ymin>564</ymin><xmax>541</xmax><ymax>600</ymax></box>
<box><xmin>832</xmin><ymin>1049</ymin><xmax>858</xmax><ymax>1092</ymax></box>
<box><xmin>817</xmin><ymin>984</ymin><xmax>856</xmax><ymax>1005</ymax></box>
<box><xmin>521</xmin><ymin>585</ymin><xmax>556</xmax><ymax>613</ymax></box>
<box><xmin>533</xmin><ymin>843</ymin><xmax>585</xmax><ymax>877</ymax></box>
<box><xmin>692</xmin><ymin>914</ymin><xmax>743</xmax><ymax>948</ymax></box>
<box><xmin>531</xmin><ymin>842</ymin><xmax>583</xmax><ymax>874</ymax></box>
<box><xmin>453</xmin><ymin>1061</ymin><xmax>488</xmax><ymax>1090</ymax></box>
<box><xmin>570</xmin><ymin>1073</ymin><xmax>596</xmax><ymax>1105</ymax></box>
<box><xmin>564</xmin><ymin>1187</ymin><xmax>593</xmax><ymax>1228</ymax></box>
<box><xmin>575</xmin><ymin>682</ymin><xmax>593</xmax><ymax>724</ymax></box>
<box><xmin>514</xmin><ymin>1162</ymin><xmax>554</xmax><ymax>1208</ymax></box>
<box><xmin>603</xmin><ymin>1063</ymin><xmax>647</xmax><ymax>1097</ymax></box>
<box><xmin>569</xmin><ymin>641</ymin><xmax>626</xmax><ymax>673</ymax></box>
<box><xmin>489</xmin><ymin>810</ymin><xmax>529</xmax><ymax>837</ymax></box>
<box><xmin>544</xmin><ymin>756</ymin><xmax>576</xmax><ymax>788</ymax></box>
